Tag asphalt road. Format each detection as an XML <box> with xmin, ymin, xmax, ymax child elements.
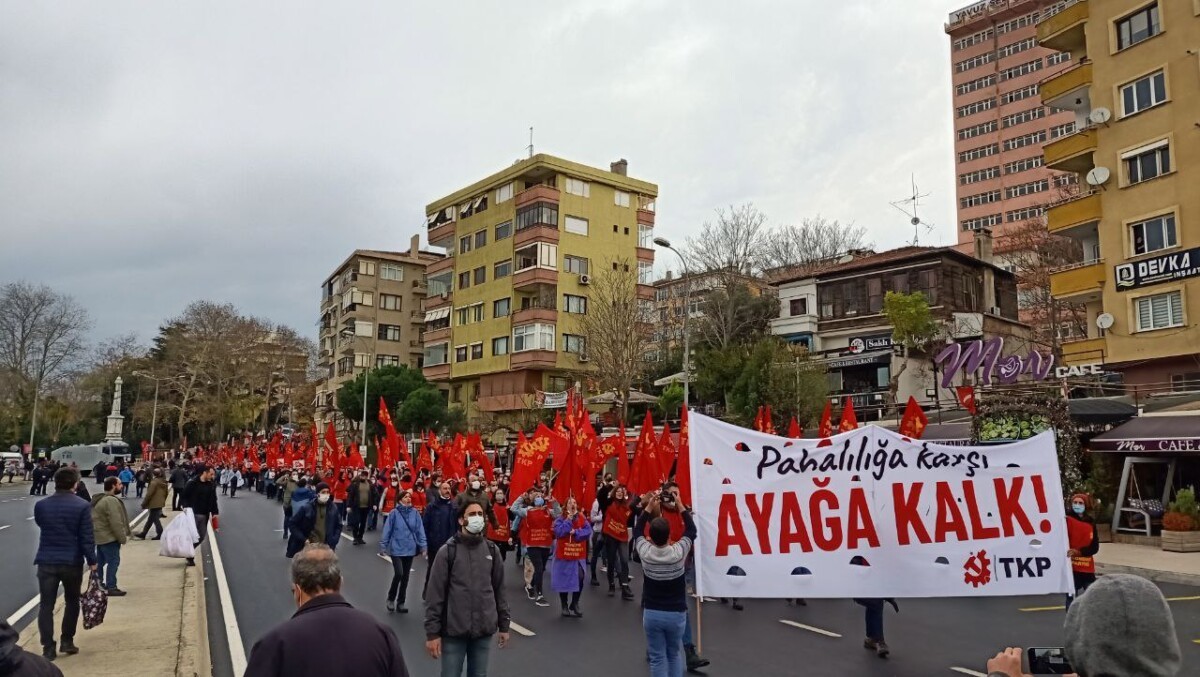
<box><xmin>210</xmin><ymin>490</ymin><xmax>1200</xmax><ymax>677</ymax></box>
<box><xmin>0</xmin><ymin>478</ymin><xmax>147</xmax><ymax>629</ymax></box>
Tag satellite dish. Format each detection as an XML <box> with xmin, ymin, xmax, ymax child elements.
<box><xmin>1085</xmin><ymin>166</ymin><xmax>1111</xmax><ymax>186</ymax></box>
<box><xmin>1088</xmin><ymin>107</ymin><xmax>1112</xmax><ymax>125</ymax></box>
<box><xmin>1096</xmin><ymin>313</ymin><xmax>1115</xmax><ymax>330</ymax></box>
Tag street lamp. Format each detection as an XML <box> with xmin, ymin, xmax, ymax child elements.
<box><xmin>653</xmin><ymin>236</ymin><xmax>690</xmax><ymax>408</ymax></box>
<box><xmin>133</xmin><ymin>371</ymin><xmax>181</xmax><ymax>451</ymax></box>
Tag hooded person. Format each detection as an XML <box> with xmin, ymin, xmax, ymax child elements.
<box><xmin>286</xmin><ymin>482</ymin><xmax>341</xmax><ymax>558</ymax></box>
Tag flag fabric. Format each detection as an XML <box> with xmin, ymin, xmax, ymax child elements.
<box><xmin>348</xmin><ymin>443</ymin><xmax>366</xmax><ymax>469</ymax></box>
<box><xmin>677</xmin><ymin>406</ymin><xmax>692</xmax><ymax>506</ymax></box>
<box><xmin>628</xmin><ymin>411</ymin><xmax>659</xmax><ymax>496</ymax></box>
<box><xmin>838</xmin><ymin>397</ymin><xmax>858</xmax><ymax>433</ymax></box>
<box><xmin>416</xmin><ymin>441</ymin><xmax>433</xmax><ymax>476</ymax></box>
<box><xmin>763</xmin><ymin>405</ymin><xmax>776</xmax><ymax>435</ymax></box>
<box><xmin>753</xmin><ymin>406</ymin><xmax>764</xmax><ymax>432</ymax></box>
<box><xmin>657</xmin><ymin>421</ymin><xmax>676</xmax><ymax>483</ymax></box>
<box><xmin>898</xmin><ymin>396</ymin><xmax>929</xmax><ymax>439</ymax></box>
<box><xmin>616</xmin><ymin>421</ymin><xmax>630</xmax><ymax>486</ymax></box>
<box><xmin>818</xmin><ymin>402</ymin><xmax>833</xmax><ymax>438</ymax></box>
<box><xmin>787</xmin><ymin>416</ymin><xmax>802</xmax><ymax>439</ymax></box>
<box><xmin>510</xmin><ymin>430</ymin><xmax>550</xmax><ymax>498</ymax></box>
<box><xmin>956</xmin><ymin>385</ymin><xmax>977</xmax><ymax>414</ymax></box>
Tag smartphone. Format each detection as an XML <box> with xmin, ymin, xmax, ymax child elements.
<box><xmin>1027</xmin><ymin>647</ymin><xmax>1074</xmax><ymax>675</ymax></box>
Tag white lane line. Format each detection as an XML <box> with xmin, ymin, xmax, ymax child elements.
<box><xmin>778</xmin><ymin>619</ymin><xmax>842</xmax><ymax>638</ymax></box>
<box><xmin>0</xmin><ymin>525</ymin><xmax>10</xmax><ymax>532</ymax></box>
<box><xmin>340</xmin><ymin>531</ymin><xmax>352</xmax><ymax>541</ymax></box>
<box><xmin>509</xmin><ymin>621</ymin><xmax>535</xmax><ymax>637</ymax></box>
<box><xmin>26</xmin><ymin>516</ymin><xmax>34</xmax><ymax>520</ymax></box>
<box><xmin>377</xmin><ymin>552</ymin><xmax>390</xmax><ymax>562</ymax></box>
<box><xmin>950</xmin><ymin>668</ymin><xmax>986</xmax><ymax>676</ymax></box>
<box><xmin>209</xmin><ymin>531</ymin><xmax>248</xmax><ymax>677</ymax></box>
<box><xmin>5</xmin><ymin>596</ymin><xmax>39</xmax><ymax>626</ymax></box>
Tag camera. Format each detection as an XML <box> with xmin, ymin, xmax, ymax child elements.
<box><xmin>659</xmin><ymin>484</ymin><xmax>677</xmax><ymax>506</ymax></box>
<box><xmin>1027</xmin><ymin>648</ymin><xmax>1074</xmax><ymax>675</ymax></box>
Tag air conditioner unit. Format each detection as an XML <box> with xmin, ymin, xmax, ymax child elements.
<box><xmin>578</xmin><ymin>354</ymin><xmax>590</xmax><ymax>363</ymax></box>
<box><xmin>988</xmin><ymin>306</ymin><xmax>1001</xmax><ymax>315</ymax></box>
<box><xmin>579</xmin><ymin>274</ymin><xmax>591</xmax><ymax>285</ymax></box>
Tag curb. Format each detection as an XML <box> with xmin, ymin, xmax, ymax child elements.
<box><xmin>1096</xmin><ymin>561</ymin><xmax>1200</xmax><ymax>587</ymax></box>
<box><xmin>189</xmin><ymin>554</ymin><xmax>212</xmax><ymax>677</ymax></box>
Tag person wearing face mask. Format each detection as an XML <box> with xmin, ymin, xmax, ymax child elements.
<box><xmin>286</xmin><ymin>483</ymin><xmax>341</xmax><ymax>558</ymax></box>
<box><xmin>423</xmin><ymin>501</ymin><xmax>510</xmax><ymax>677</ymax></box>
<box><xmin>454</xmin><ymin>473</ymin><xmax>500</xmax><ymax>531</ymax></box>
<box><xmin>380</xmin><ymin>490</ymin><xmax>427</xmax><ymax>613</ymax></box>
<box><xmin>600</xmin><ymin>484</ymin><xmax>636</xmax><ymax>600</ymax></box>
<box><xmin>513</xmin><ymin>489</ymin><xmax>559</xmax><ymax>607</ymax></box>
<box><xmin>278</xmin><ymin>472</ymin><xmax>300</xmax><ymax>539</ymax></box>
<box><xmin>1065</xmin><ymin>492</ymin><xmax>1100</xmax><ymax>608</ymax></box>
<box><xmin>347</xmin><ymin>470</ymin><xmax>377</xmax><ymax>546</ymax></box>
<box><xmin>486</xmin><ymin>489</ymin><xmax>513</xmax><ymax>562</ymax></box>
<box><xmin>551</xmin><ymin>497</ymin><xmax>592</xmax><ymax>617</ymax></box>
<box><xmin>378</xmin><ymin>476</ymin><xmax>399</xmax><ymax>518</ymax></box>
<box><xmin>180</xmin><ymin>465</ymin><xmax>220</xmax><ymax>569</ymax></box>
<box><xmin>422</xmin><ymin>481</ymin><xmax>459</xmax><ymax>597</ymax></box>
<box><xmin>245</xmin><ymin>544</ymin><xmax>410</xmax><ymax>677</ymax></box>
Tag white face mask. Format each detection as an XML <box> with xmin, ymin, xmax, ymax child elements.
<box><xmin>317</xmin><ymin>494</ymin><xmax>331</xmax><ymax>504</ymax></box>
<box><xmin>465</xmin><ymin>514</ymin><xmax>485</xmax><ymax>534</ymax></box>
<box><xmin>470</xmin><ymin>481</ymin><xmax>481</xmax><ymax>491</ymax></box>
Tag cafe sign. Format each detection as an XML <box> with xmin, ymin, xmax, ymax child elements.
<box><xmin>1093</xmin><ymin>438</ymin><xmax>1200</xmax><ymax>453</ymax></box>
<box><xmin>1114</xmin><ymin>246</ymin><xmax>1200</xmax><ymax>291</ymax></box>
<box><xmin>847</xmin><ymin>334</ymin><xmax>893</xmax><ymax>355</ymax></box>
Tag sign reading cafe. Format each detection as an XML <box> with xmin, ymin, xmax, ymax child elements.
<box><xmin>933</xmin><ymin>338</ymin><xmax>1105</xmax><ymax>388</ymax></box>
<box><xmin>1114</xmin><ymin>246</ymin><xmax>1200</xmax><ymax>291</ymax></box>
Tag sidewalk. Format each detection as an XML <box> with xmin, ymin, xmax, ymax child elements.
<box><xmin>1096</xmin><ymin>542</ymin><xmax>1200</xmax><ymax>587</ymax></box>
<box><xmin>16</xmin><ymin>533</ymin><xmax>209</xmax><ymax>677</ymax></box>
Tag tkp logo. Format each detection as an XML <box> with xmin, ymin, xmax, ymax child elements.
<box><xmin>963</xmin><ymin>549</ymin><xmax>992</xmax><ymax>588</ymax></box>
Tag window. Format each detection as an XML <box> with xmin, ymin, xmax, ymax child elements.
<box><xmin>492</xmin><ymin>336</ymin><xmax>509</xmax><ymax>356</ymax></box>
<box><xmin>494</xmin><ymin>259</ymin><xmax>512</xmax><ymax>279</ymax></box>
<box><xmin>1135</xmin><ymin>290</ymin><xmax>1182</xmax><ymax>331</ymax></box>
<box><xmin>358</xmin><ymin>260</ymin><xmax>376</xmax><ymax>276</ymax></box>
<box><xmin>513</xmin><ymin>323</ymin><xmax>555</xmax><ymax>352</ymax></box>
<box><xmin>1054</xmin><ymin>173</ymin><xmax>1079</xmax><ymax>188</ymax></box>
<box><xmin>374</xmin><ymin>263</ymin><xmax>399</xmax><ymax>281</ymax></box>
<box><xmin>997</xmin><ymin>37</ymin><xmax>1036</xmax><ymax>58</ymax></box>
<box><xmin>378</xmin><ymin>324</ymin><xmax>402</xmax><ymax>341</ymax></box>
<box><xmin>955</xmin><ymin>52</ymin><xmax>993</xmax><ymax>73</ymax></box>
<box><xmin>470</xmin><ymin>343</ymin><xmax>484</xmax><ymax>360</ymax></box>
<box><xmin>1131</xmin><ymin>214</ymin><xmax>1177</xmax><ymax>255</ymax></box>
<box><xmin>1171</xmin><ymin>372</ymin><xmax>1200</xmax><ymax>391</ymax></box>
<box><xmin>456</xmin><ymin>303</ymin><xmax>483</xmax><ymax>325</ymax></box>
<box><xmin>564</xmin><ymin>215</ymin><xmax>589</xmax><ymax>236</ymax></box>
<box><xmin>563</xmin><ymin>255</ymin><xmax>588</xmax><ymax>275</ymax></box>
<box><xmin>352</xmin><ymin>352</ymin><xmax>371</xmax><ymax>368</ymax></box>
<box><xmin>1004</xmin><ymin>130</ymin><xmax>1046</xmax><ymax>151</ymax></box>
<box><xmin>962</xmin><ymin>214</ymin><xmax>1002</xmax><ymax>231</ymax></box>
<box><xmin>495</xmin><ymin>221</ymin><xmax>512</xmax><ymax>240</ymax></box>
<box><xmin>493</xmin><ymin>297</ymin><xmax>511</xmax><ymax>318</ymax></box>
<box><xmin>563</xmin><ymin>334</ymin><xmax>586</xmax><ymax>354</ymax></box>
<box><xmin>458</xmin><ymin>272</ymin><xmax>471</xmax><ymax>290</ymax></box>
<box><xmin>1006</xmin><ymin>206</ymin><xmax>1045</xmax><ymax>223</ymax></box>
<box><xmin>565</xmin><ymin>178</ymin><xmax>590</xmax><ymax>197</ymax></box>
<box><xmin>343</xmin><ymin>289</ymin><xmax>373</xmax><ymax>308</ymax></box>
<box><xmin>996</xmin><ymin>12</ymin><xmax>1038</xmax><ymax>34</ymax></box>
<box><xmin>956</xmin><ymin>97</ymin><xmax>995</xmax><ymax>118</ymax></box>
<box><xmin>428</xmin><ymin>272</ymin><xmax>452</xmax><ymax>296</ymax></box>
<box><xmin>473</xmin><ymin>266</ymin><xmax>486</xmax><ymax>285</ymax></box>
<box><xmin>547</xmin><ymin>375</ymin><xmax>570</xmax><ymax>392</ymax></box>
<box><xmin>1006</xmin><ymin>179</ymin><xmax>1048</xmax><ymax>199</ymax></box>
<box><xmin>353</xmin><ymin>320</ymin><xmax>373</xmax><ymax>337</ymax></box>
<box><xmin>956</xmin><ymin>74</ymin><xmax>996</xmax><ymax>96</ymax></box>
<box><xmin>455</xmin><ymin>345</ymin><xmax>468</xmax><ymax>362</ymax></box>
<box><xmin>953</xmin><ymin>27</ymin><xmax>993</xmax><ymax>51</ymax></box>
<box><xmin>563</xmin><ymin>294</ymin><xmax>588</xmax><ymax>314</ymax></box>
<box><xmin>515</xmin><ymin>242</ymin><xmax>558</xmax><ymax>271</ymax></box>
<box><xmin>638</xmin><ymin>223</ymin><xmax>653</xmax><ymax>249</ymax></box>
<box><xmin>959</xmin><ymin>143</ymin><xmax>998</xmax><ymax>163</ymax></box>
<box><xmin>614</xmin><ymin>190</ymin><xmax>630</xmax><ymax>207</ymax></box>
<box><xmin>638</xmin><ymin>261</ymin><xmax>654</xmax><ymax>285</ymax></box>
<box><xmin>424</xmin><ymin>342</ymin><xmax>449</xmax><ymax>366</ymax></box>
<box><xmin>789</xmin><ymin>298</ymin><xmax>808</xmax><ymax>316</ymax></box>
<box><xmin>959</xmin><ymin>166</ymin><xmax>1000</xmax><ymax>185</ymax></box>
<box><xmin>495</xmin><ymin>183</ymin><xmax>514</xmax><ymax>203</ymax></box>
<box><xmin>1001</xmin><ymin>84</ymin><xmax>1039</xmax><ymax>104</ymax></box>
<box><xmin>1047</xmin><ymin>51</ymin><xmax>1071</xmax><ymax>67</ymax></box>
<box><xmin>1123</xmin><ymin>141</ymin><xmax>1170</xmax><ymax>184</ymax></box>
<box><xmin>515</xmin><ymin>202</ymin><xmax>558</xmax><ymax>231</ymax></box>
<box><xmin>376</xmin><ymin>354</ymin><xmax>400</xmax><ymax>368</ymax></box>
<box><xmin>379</xmin><ymin>293</ymin><xmax>402</xmax><ymax>311</ymax></box>
<box><xmin>1002</xmin><ymin>106</ymin><xmax>1046</xmax><ymax>128</ymax></box>
<box><xmin>451</xmin><ymin>385</ymin><xmax>462</xmax><ymax>402</ymax></box>
<box><xmin>474</xmin><ymin>230</ymin><xmax>487</xmax><ymax>249</ymax></box>
<box><xmin>1004</xmin><ymin>155</ymin><xmax>1044</xmax><ymax>175</ymax></box>
<box><xmin>958</xmin><ymin>120</ymin><xmax>997</xmax><ymax>140</ymax></box>
<box><xmin>1049</xmin><ymin>122</ymin><xmax>1076</xmax><ymax>139</ymax></box>
<box><xmin>1116</xmin><ymin>3</ymin><xmax>1160</xmax><ymax>50</ymax></box>
<box><xmin>999</xmin><ymin>58</ymin><xmax>1042</xmax><ymax>81</ymax></box>
<box><xmin>459</xmin><ymin>236</ymin><xmax>472</xmax><ymax>254</ymax></box>
<box><xmin>961</xmin><ymin>190</ymin><xmax>1001</xmax><ymax>208</ymax></box>
<box><xmin>1121</xmin><ymin>70</ymin><xmax>1167</xmax><ymax>117</ymax></box>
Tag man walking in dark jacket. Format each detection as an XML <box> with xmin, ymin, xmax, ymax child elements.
<box><xmin>421</xmin><ymin>481</ymin><xmax>458</xmax><ymax>595</ymax></box>
<box><xmin>286</xmin><ymin>482</ymin><xmax>341</xmax><ymax>558</ymax></box>
<box><xmin>245</xmin><ymin>544</ymin><xmax>409</xmax><ymax>677</ymax></box>
<box><xmin>33</xmin><ymin>467</ymin><xmax>97</xmax><ymax>662</ymax></box>
<box><xmin>169</xmin><ymin>465</ymin><xmax>189</xmax><ymax>511</ymax></box>
<box><xmin>346</xmin><ymin>470</ymin><xmax>375</xmax><ymax>546</ymax></box>
<box><xmin>180</xmin><ymin>465</ymin><xmax>219</xmax><ymax>567</ymax></box>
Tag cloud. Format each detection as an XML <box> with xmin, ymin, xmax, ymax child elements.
<box><xmin>0</xmin><ymin>0</ymin><xmax>966</xmax><ymax>343</ymax></box>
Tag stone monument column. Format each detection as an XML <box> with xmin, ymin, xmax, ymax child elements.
<box><xmin>105</xmin><ymin>376</ymin><xmax>125</xmax><ymax>442</ymax></box>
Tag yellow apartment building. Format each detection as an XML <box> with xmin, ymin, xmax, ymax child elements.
<box><xmin>421</xmin><ymin>155</ymin><xmax>658</xmax><ymax>426</ymax></box>
<box><xmin>1040</xmin><ymin>0</ymin><xmax>1200</xmax><ymax>392</ymax></box>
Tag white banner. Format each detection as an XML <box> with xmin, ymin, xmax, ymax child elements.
<box><xmin>689</xmin><ymin>413</ymin><xmax>1072</xmax><ymax>598</ymax></box>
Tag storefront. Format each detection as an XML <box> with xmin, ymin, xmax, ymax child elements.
<box><xmin>820</xmin><ymin>349</ymin><xmax>891</xmax><ymax>420</ymax></box>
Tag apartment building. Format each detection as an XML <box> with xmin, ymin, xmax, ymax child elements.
<box><xmin>1040</xmin><ymin>0</ymin><xmax>1200</xmax><ymax>392</ymax></box>
<box><xmin>946</xmin><ymin>0</ymin><xmax>1083</xmax><ymax>249</ymax></box>
<box><xmin>315</xmin><ymin>237</ymin><xmax>444</xmax><ymax>425</ymax></box>
<box><xmin>650</xmin><ymin>268</ymin><xmax>772</xmax><ymax>360</ymax></box>
<box><xmin>421</xmin><ymin>155</ymin><xmax>658</xmax><ymax>426</ymax></box>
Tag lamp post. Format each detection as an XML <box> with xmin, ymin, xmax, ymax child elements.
<box><xmin>653</xmin><ymin>237</ymin><xmax>690</xmax><ymax>408</ymax></box>
<box><xmin>133</xmin><ymin>371</ymin><xmax>183</xmax><ymax>451</ymax></box>
<box><xmin>27</xmin><ymin>376</ymin><xmax>42</xmax><ymax>452</ymax></box>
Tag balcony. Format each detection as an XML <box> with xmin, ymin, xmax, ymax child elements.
<box><xmin>1050</xmin><ymin>259</ymin><xmax>1105</xmax><ymax>301</ymax></box>
<box><xmin>513</xmin><ymin>224</ymin><xmax>559</xmax><ymax>247</ymax></box>
<box><xmin>515</xmin><ymin>184</ymin><xmax>560</xmax><ymax>208</ymax></box>
<box><xmin>422</xmin><ymin>326</ymin><xmax>450</xmax><ymax>343</ymax></box>
<box><xmin>1061</xmin><ymin>336</ymin><xmax>1106</xmax><ymax>366</ymax></box>
<box><xmin>637</xmin><ymin>284</ymin><xmax>655</xmax><ymax>301</ymax></box>
<box><xmin>412</xmin><ymin>279</ymin><xmax>428</xmax><ymax>295</ymax></box>
<box><xmin>637</xmin><ymin>209</ymin><xmax>655</xmax><ymax>226</ymax></box>
<box><xmin>1038</xmin><ymin>0</ymin><xmax>1087</xmax><ymax>56</ymax></box>
<box><xmin>1044</xmin><ymin>128</ymin><xmax>1096</xmax><ymax>173</ymax></box>
<box><xmin>423</xmin><ymin>363</ymin><xmax>450</xmax><ymax>381</ymax></box>
<box><xmin>636</xmin><ymin>247</ymin><xmax>655</xmax><ymax>262</ymax></box>
<box><xmin>477</xmin><ymin>393</ymin><xmax>527</xmax><ymax>413</ymax></box>
<box><xmin>424</xmin><ymin>293</ymin><xmax>451</xmax><ymax>311</ymax></box>
<box><xmin>1041</xmin><ymin>62</ymin><xmax>1092</xmax><ymax>110</ymax></box>
<box><xmin>513</xmin><ymin>267</ymin><xmax>558</xmax><ymax>289</ymax></box>
<box><xmin>428</xmin><ymin>221</ymin><xmax>456</xmax><ymax>247</ymax></box>
<box><xmin>512</xmin><ymin>307</ymin><xmax>557</xmax><ymax>324</ymax></box>
<box><xmin>1047</xmin><ymin>192</ymin><xmax>1101</xmax><ymax>236</ymax></box>
<box><xmin>510</xmin><ymin>349</ymin><xmax>557</xmax><ymax>370</ymax></box>
<box><xmin>427</xmin><ymin>256</ymin><xmax>455</xmax><ymax>277</ymax></box>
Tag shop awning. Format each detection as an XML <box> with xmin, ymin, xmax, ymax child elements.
<box><xmin>423</xmin><ymin>307</ymin><xmax>450</xmax><ymax>322</ymax></box>
<box><xmin>1066</xmin><ymin>397</ymin><xmax>1138</xmax><ymax>425</ymax></box>
<box><xmin>821</xmin><ymin>349</ymin><xmax>891</xmax><ymax>371</ymax></box>
<box><xmin>920</xmin><ymin>422</ymin><xmax>972</xmax><ymax>444</ymax></box>
<box><xmin>1091</xmin><ymin>415</ymin><xmax>1200</xmax><ymax>453</ymax></box>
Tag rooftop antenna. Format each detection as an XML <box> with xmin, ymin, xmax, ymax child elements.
<box><xmin>527</xmin><ymin>126</ymin><xmax>534</xmax><ymax>158</ymax></box>
<box><xmin>890</xmin><ymin>175</ymin><xmax>935</xmax><ymax>246</ymax></box>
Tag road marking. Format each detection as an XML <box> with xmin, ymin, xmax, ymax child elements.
<box><xmin>26</xmin><ymin>516</ymin><xmax>34</xmax><ymax>520</ymax></box>
<box><xmin>5</xmin><ymin>596</ymin><xmax>40</xmax><ymax>626</ymax></box>
<box><xmin>377</xmin><ymin>552</ymin><xmax>390</xmax><ymax>562</ymax></box>
<box><xmin>209</xmin><ymin>531</ymin><xmax>248</xmax><ymax>677</ymax></box>
<box><xmin>0</xmin><ymin>525</ymin><xmax>9</xmax><ymax>531</ymax></box>
<box><xmin>509</xmin><ymin>621</ymin><xmax>536</xmax><ymax>637</ymax></box>
<box><xmin>1166</xmin><ymin>595</ymin><xmax>1200</xmax><ymax>602</ymax></box>
<box><xmin>1022</xmin><ymin>594</ymin><xmax>1200</xmax><ymax>612</ymax></box>
<box><xmin>950</xmin><ymin>669</ymin><xmax>987</xmax><ymax>676</ymax></box>
<box><xmin>778</xmin><ymin>619</ymin><xmax>842</xmax><ymax>638</ymax></box>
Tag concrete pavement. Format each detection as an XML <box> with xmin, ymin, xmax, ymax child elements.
<box><xmin>1097</xmin><ymin>541</ymin><xmax>1200</xmax><ymax>586</ymax></box>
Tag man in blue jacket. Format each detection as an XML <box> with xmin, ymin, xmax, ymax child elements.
<box><xmin>421</xmin><ymin>481</ymin><xmax>457</xmax><ymax>596</ymax></box>
<box><xmin>34</xmin><ymin>467</ymin><xmax>97</xmax><ymax>662</ymax></box>
<box><xmin>286</xmin><ymin>482</ymin><xmax>340</xmax><ymax>558</ymax></box>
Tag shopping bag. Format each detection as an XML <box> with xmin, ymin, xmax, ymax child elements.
<box><xmin>81</xmin><ymin>571</ymin><xmax>108</xmax><ymax>629</ymax></box>
<box><xmin>159</xmin><ymin>512</ymin><xmax>197</xmax><ymax>559</ymax></box>
<box><xmin>182</xmin><ymin>508</ymin><xmax>201</xmax><ymax>542</ymax></box>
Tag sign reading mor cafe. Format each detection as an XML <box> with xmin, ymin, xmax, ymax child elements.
<box><xmin>1115</xmin><ymin>246</ymin><xmax>1200</xmax><ymax>291</ymax></box>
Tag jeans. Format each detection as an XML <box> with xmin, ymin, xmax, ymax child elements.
<box><xmin>388</xmin><ymin>555</ymin><xmax>413</xmax><ymax>605</ymax></box>
<box><xmin>440</xmin><ymin>635</ymin><xmax>492</xmax><ymax>677</ymax></box>
<box><xmin>37</xmin><ymin>564</ymin><xmax>83</xmax><ymax>649</ymax></box>
<box><xmin>603</xmin><ymin>535</ymin><xmax>630</xmax><ymax>584</ymax></box>
<box><xmin>136</xmin><ymin>484</ymin><xmax>144</xmax><ymax>498</ymax></box>
<box><xmin>643</xmin><ymin>608</ymin><xmax>686</xmax><ymax>677</ymax></box>
<box><xmin>120</xmin><ymin>484</ymin><xmax>129</xmax><ymax>497</ymax></box>
<box><xmin>858</xmin><ymin>598</ymin><xmax>885</xmax><ymax>640</ymax></box>
<box><xmin>139</xmin><ymin>508</ymin><xmax>164</xmax><ymax>538</ymax></box>
<box><xmin>96</xmin><ymin>542</ymin><xmax>121</xmax><ymax>589</ymax></box>
<box><xmin>526</xmin><ymin>547</ymin><xmax>549</xmax><ymax>595</ymax></box>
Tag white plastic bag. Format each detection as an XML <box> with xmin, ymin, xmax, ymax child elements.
<box><xmin>159</xmin><ymin>510</ymin><xmax>197</xmax><ymax>559</ymax></box>
<box><xmin>182</xmin><ymin>507</ymin><xmax>201</xmax><ymax>542</ymax></box>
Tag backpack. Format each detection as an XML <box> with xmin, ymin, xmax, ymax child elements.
<box><xmin>440</xmin><ymin>537</ymin><xmax>500</xmax><ymax>631</ymax></box>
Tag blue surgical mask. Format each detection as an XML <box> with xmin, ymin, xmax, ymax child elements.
<box><xmin>534</xmin><ymin>497</ymin><xmax>545</xmax><ymax>507</ymax></box>
<box><xmin>1072</xmin><ymin>503</ymin><xmax>1085</xmax><ymax>515</ymax></box>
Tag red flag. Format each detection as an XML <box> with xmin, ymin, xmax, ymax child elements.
<box><xmin>657</xmin><ymin>421</ymin><xmax>676</xmax><ymax>482</ymax></box>
<box><xmin>416</xmin><ymin>442</ymin><xmax>433</xmax><ymax>476</ymax></box>
<box><xmin>818</xmin><ymin>402</ymin><xmax>833</xmax><ymax>438</ymax></box>
<box><xmin>838</xmin><ymin>397</ymin><xmax>858</xmax><ymax>433</ymax></box>
<box><xmin>898</xmin><ymin>396</ymin><xmax>929</xmax><ymax>439</ymax></box>
<box><xmin>763</xmin><ymin>405</ymin><xmax>776</xmax><ymax>435</ymax></box>
<box><xmin>787</xmin><ymin>416</ymin><xmax>802</xmax><ymax>439</ymax></box>
<box><xmin>956</xmin><ymin>385</ymin><xmax>977</xmax><ymax>415</ymax></box>
<box><xmin>324</xmin><ymin>421</ymin><xmax>341</xmax><ymax>459</ymax></box>
<box><xmin>753</xmin><ymin>406</ymin><xmax>764</xmax><ymax>432</ymax></box>
<box><xmin>628</xmin><ymin>411</ymin><xmax>659</xmax><ymax>496</ymax></box>
<box><xmin>348</xmin><ymin>443</ymin><xmax>366</xmax><ymax>469</ymax></box>
<box><xmin>616</xmin><ymin>420</ymin><xmax>630</xmax><ymax>486</ymax></box>
<box><xmin>677</xmin><ymin>406</ymin><xmax>692</xmax><ymax>506</ymax></box>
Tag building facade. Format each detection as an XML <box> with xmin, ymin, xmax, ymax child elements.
<box><xmin>651</xmin><ymin>269</ymin><xmax>772</xmax><ymax>360</ymax></box>
<box><xmin>422</xmin><ymin>155</ymin><xmax>658</xmax><ymax>426</ymax></box>
<box><xmin>1041</xmin><ymin>0</ymin><xmax>1200</xmax><ymax>393</ymax></box>
<box><xmin>316</xmin><ymin>238</ymin><xmax>444</xmax><ymax>425</ymax></box>
<box><xmin>946</xmin><ymin>0</ymin><xmax>1083</xmax><ymax>249</ymax></box>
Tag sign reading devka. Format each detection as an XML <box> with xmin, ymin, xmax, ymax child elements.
<box><xmin>1115</xmin><ymin>246</ymin><xmax>1200</xmax><ymax>291</ymax></box>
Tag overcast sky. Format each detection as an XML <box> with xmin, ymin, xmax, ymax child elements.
<box><xmin>1</xmin><ymin>0</ymin><xmax>972</xmax><ymax>345</ymax></box>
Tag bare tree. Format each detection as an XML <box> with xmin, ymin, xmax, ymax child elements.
<box><xmin>577</xmin><ymin>259</ymin><xmax>655</xmax><ymax>423</ymax></box>
<box><xmin>683</xmin><ymin>203</ymin><xmax>770</xmax><ymax>278</ymax></box>
<box><xmin>761</xmin><ymin>216</ymin><xmax>871</xmax><ymax>272</ymax></box>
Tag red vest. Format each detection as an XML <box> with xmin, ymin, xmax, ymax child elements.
<box><xmin>487</xmin><ymin>504</ymin><xmax>511</xmax><ymax>542</ymax></box>
<box><xmin>643</xmin><ymin>509</ymin><xmax>685</xmax><ymax>543</ymax></box>
<box><xmin>523</xmin><ymin>508</ymin><xmax>553</xmax><ymax>548</ymax></box>
<box><xmin>1066</xmin><ymin>516</ymin><xmax>1096</xmax><ymax>574</ymax></box>
<box><xmin>603</xmin><ymin>503</ymin><xmax>632</xmax><ymax>541</ymax></box>
<box><xmin>555</xmin><ymin>514</ymin><xmax>588</xmax><ymax>561</ymax></box>
<box><xmin>380</xmin><ymin>486</ymin><xmax>396</xmax><ymax>514</ymax></box>
<box><xmin>411</xmin><ymin>489</ymin><xmax>427</xmax><ymax>514</ymax></box>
